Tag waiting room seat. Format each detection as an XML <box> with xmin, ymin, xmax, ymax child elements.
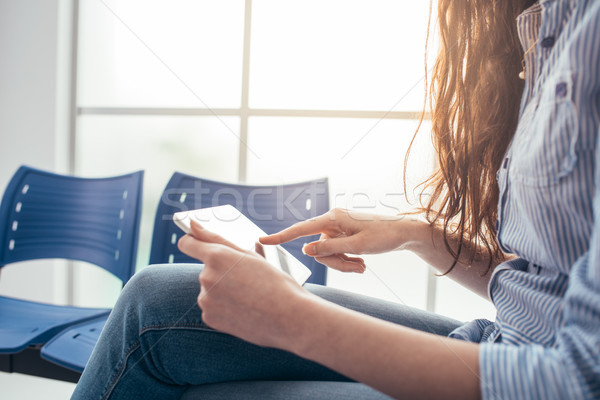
<box><xmin>0</xmin><ymin>165</ymin><xmax>144</xmax><ymax>380</ymax></box>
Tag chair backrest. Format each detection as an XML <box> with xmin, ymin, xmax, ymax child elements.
<box><xmin>149</xmin><ymin>172</ymin><xmax>329</xmax><ymax>285</ymax></box>
<box><xmin>0</xmin><ymin>166</ymin><xmax>144</xmax><ymax>284</ymax></box>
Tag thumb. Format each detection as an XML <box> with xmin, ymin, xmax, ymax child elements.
<box><xmin>302</xmin><ymin>236</ymin><xmax>361</xmax><ymax>257</ymax></box>
<box><xmin>178</xmin><ymin>234</ymin><xmax>223</xmax><ymax>262</ymax></box>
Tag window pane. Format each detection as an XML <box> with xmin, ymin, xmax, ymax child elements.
<box><xmin>246</xmin><ymin>116</ymin><xmax>434</xmax><ymax>308</ymax></box>
<box><xmin>435</xmin><ymin>277</ymin><xmax>497</xmax><ymax>322</ymax></box>
<box><xmin>75</xmin><ymin>115</ymin><xmax>240</xmax><ymax>278</ymax></box>
<box><xmin>246</xmin><ymin>117</ymin><xmax>433</xmax><ymax>206</ymax></box>
<box><xmin>250</xmin><ymin>0</ymin><xmax>430</xmax><ymax>111</ymax></box>
<box><xmin>78</xmin><ymin>0</ymin><xmax>245</xmax><ymax>108</ymax></box>
<box><xmin>328</xmin><ymin>252</ymin><xmax>428</xmax><ymax>310</ymax></box>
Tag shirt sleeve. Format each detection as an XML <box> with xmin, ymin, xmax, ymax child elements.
<box><xmin>478</xmin><ymin>129</ymin><xmax>600</xmax><ymax>399</ymax></box>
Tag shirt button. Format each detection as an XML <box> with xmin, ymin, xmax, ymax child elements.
<box><xmin>541</xmin><ymin>36</ymin><xmax>555</xmax><ymax>48</ymax></box>
<box><xmin>556</xmin><ymin>82</ymin><xmax>568</xmax><ymax>98</ymax></box>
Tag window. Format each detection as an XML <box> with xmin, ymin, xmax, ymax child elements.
<box><xmin>74</xmin><ymin>0</ymin><xmax>496</xmax><ymax>321</ymax></box>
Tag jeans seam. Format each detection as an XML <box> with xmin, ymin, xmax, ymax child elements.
<box><xmin>101</xmin><ymin>342</ymin><xmax>141</xmax><ymax>400</ymax></box>
<box><xmin>101</xmin><ymin>325</ymin><xmax>222</xmax><ymax>399</ymax></box>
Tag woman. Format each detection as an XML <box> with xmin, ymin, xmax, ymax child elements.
<box><xmin>72</xmin><ymin>0</ymin><xmax>599</xmax><ymax>399</ymax></box>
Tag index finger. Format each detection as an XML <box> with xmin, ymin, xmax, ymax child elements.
<box><xmin>259</xmin><ymin>214</ymin><xmax>329</xmax><ymax>245</ymax></box>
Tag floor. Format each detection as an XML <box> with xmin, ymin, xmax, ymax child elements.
<box><xmin>0</xmin><ymin>372</ymin><xmax>76</xmax><ymax>399</ymax></box>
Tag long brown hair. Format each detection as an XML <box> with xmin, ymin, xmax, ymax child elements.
<box><xmin>409</xmin><ymin>0</ymin><xmax>535</xmax><ymax>274</ymax></box>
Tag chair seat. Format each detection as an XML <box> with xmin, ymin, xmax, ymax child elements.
<box><xmin>180</xmin><ymin>380</ymin><xmax>393</xmax><ymax>400</ymax></box>
<box><xmin>41</xmin><ymin>315</ymin><xmax>108</xmax><ymax>372</ymax></box>
<box><xmin>0</xmin><ymin>295</ymin><xmax>110</xmax><ymax>354</ymax></box>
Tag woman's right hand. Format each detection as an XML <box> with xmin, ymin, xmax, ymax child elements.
<box><xmin>259</xmin><ymin>208</ymin><xmax>417</xmax><ymax>273</ymax></box>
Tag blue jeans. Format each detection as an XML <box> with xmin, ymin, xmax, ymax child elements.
<box><xmin>72</xmin><ymin>264</ymin><xmax>461</xmax><ymax>400</ymax></box>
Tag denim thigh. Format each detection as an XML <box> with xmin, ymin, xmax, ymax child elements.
<box><xmin>72</xmin><ymin>264</ymin><xmax>461</xmax><ymax>400</ymax></box>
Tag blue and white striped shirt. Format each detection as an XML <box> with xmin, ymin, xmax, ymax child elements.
<box><xmin>449</xmin><ymin>0</ymin><xmax>600</xmax><ymax>398</ymax></box>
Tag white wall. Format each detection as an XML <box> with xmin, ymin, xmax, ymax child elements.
<box><xmin>0</xmin><ymin>0</ymin><xmax>76</xmax><ymax>397</ymax></box>
<box><xmin>0</xmin><ymin>0</ymin><xmax>71</xmax><ymax>304</ymax></box>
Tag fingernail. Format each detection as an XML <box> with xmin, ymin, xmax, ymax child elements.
<box><xmin>302</xmin><ymin>243</ymin><xmax>316</xmax><ymax>256</ymax></box>
<box><xmin>190</xmin><ymin>220</ymin><xmax>203</xmax><ymax>229</ymax></box>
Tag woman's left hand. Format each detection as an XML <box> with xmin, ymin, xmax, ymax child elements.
<box><xmin>177</xmin><ymin>220</ymin><xmax>310</xmax><ymax>350</ymax></box>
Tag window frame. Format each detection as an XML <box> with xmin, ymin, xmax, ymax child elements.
<box><xmin>70</xmin><ymin>0</ymin><xmax>440</xmax><ymax>312</ymax></box>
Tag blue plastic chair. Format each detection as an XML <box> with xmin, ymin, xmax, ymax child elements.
<box><xmin>0</xmin><ymin>166</ymin><xmax>143</xmax><ymax>378</ymax></box>
<box><xmin>40</xmin><ymin>315</ymin><xmax>108</xmax><ymax>373</ymax></box>
<box><xmin>149</xmin><ymin>172</ymin><xmax>329</xmax><ymax>285</ymax></box>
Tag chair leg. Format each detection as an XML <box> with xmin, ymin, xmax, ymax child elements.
<box><xmin>0</xmin><ymin>347</ymin><xmax>81</xmax><ymax>383</ymax></box>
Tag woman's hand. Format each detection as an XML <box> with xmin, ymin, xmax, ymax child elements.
<box><xmin>177</xmin><ymin>220</ymin><xmax>310</xmax><ymax>350</ymax></box>
<box><xmin>260</xmin><ymin>208</ymin><xmax>417</xmax><ymax>273</ymax></box>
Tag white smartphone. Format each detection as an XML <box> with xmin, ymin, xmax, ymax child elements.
<box><xmin>173</xmin><ymin>205</ymin><xmax>312</xmax><ymax>286</ymax></box>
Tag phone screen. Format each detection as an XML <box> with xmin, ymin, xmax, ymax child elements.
<box><xmin>173</xmin><ymin>205</ymin><xmax>312</xmax><ymax>285</ymax></box>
